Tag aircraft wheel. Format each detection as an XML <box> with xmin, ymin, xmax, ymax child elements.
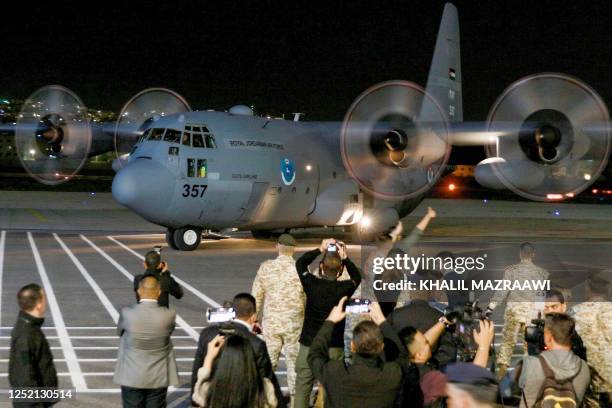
<box><xmin>173</xmin><ymin>227</ymin><xmax>202</xmax><ymax>251</ymax></box>
<box><xmin>166</xmin><ymin>228</ymin><xmax>179</xmax><ymax>250</ymax></box>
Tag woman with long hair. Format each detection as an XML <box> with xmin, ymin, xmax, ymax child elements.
<box><xmin>193</xmin><ymin>334</ymin><xmax>277</xmax><ymax>407</ymax></box>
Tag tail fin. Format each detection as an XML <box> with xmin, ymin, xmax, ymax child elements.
<box><xmin>419</xmin><ymin>3</ymin><xmax>463</xmax><ymax>122</ymax></box>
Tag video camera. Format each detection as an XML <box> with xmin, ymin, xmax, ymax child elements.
<box><xmin>524</xmin><ymin>312</ymin><xmax>546</xmax><ymax>355</ymax></box>
<box><xmin>445</xmin><ymin>299</ymin><xmax>492</xmax><ymax>362</ymax></box>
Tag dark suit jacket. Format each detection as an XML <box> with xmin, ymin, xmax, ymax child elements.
<box><xmin>190</xmin><ymin>321</ymin><xmax>284</xmax><ymax>406</ymax></box>
<box><xmin>308</xmin><ymin>320</ymin><xmax>408</xmax><ymax>408</ymax></box>
<box><xmin>134</xmin><ymin>268</ymin><xmax>184</xmax><ymax>308</ymax></box>
<box><xmin>387</xmin><ymin>300</ymin><xmax>456</xmax><ymax>368</ymax></box>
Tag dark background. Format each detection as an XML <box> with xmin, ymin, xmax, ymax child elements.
<box><xmin>1</xmin><ymin>0</ymin><xmax>610</xmax><ymax>121</ymax></box>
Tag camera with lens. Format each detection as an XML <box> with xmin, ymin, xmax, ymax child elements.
<box><xmin>445</xmin><ymin>300</ymin><xmax>490</xmax><ymax>362</ymax></box>
<box><xmin>524</xmin><ymin>312</ymin><xmax>546</xmax><ymax>356</ymax></box>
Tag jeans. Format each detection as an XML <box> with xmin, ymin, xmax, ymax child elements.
<box><xmin>293</xmin><ymin>344</ymin><xmax>343</xmax><ymax>408</ymax></box>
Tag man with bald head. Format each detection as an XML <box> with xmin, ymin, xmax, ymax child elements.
<box><xmin>115</xmin><ymin>275</ymin><xmax>179</xmax><ymax>407</ymax></box>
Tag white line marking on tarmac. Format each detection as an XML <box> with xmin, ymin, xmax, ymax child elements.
<box><xmin>54</xmin><ymin>234</ymin><xmax>120</xmax><ymax>323</ymax></box>
<box><xmin>27</xmin><ymin>232</ymin><xmax>87</xmax><ymax>392</ymax></box>
<box><xmin>0</xmin><ymin>335</ymin><xmax>193</xmax><ymax>340</ymax></box>
<box><xmin>81</xmin><ymin>235</ymin><xmax>200</xmax><ymax>341</ymax></box>
<box><xmin>0</xmin><ymin>231</ymin><xmax>5</xmax><ymax>327</ymax></box>
<box><xmin>108</xmin><ymin>236</ymin><xmax>221</xmax><ymax>307</ymax></box>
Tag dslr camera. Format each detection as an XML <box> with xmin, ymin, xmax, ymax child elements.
<box><xmin>524</xmin><ymin>312</ymin><xmax>546</xmax><ymax>356</ymax></box>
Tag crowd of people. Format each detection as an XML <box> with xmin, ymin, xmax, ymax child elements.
<box><xmin>7</xmin><ymin>208</ymin><xmax>612</xmax><ymax>407</ymax></box>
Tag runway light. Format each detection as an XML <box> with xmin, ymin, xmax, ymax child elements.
<box><xmin>565</xmin><ymin>193</ymin><xmax>574</xmax><ymax>198</ymax></box>
<box><xmin>592</xmin><ymin>189</ymin><xmax>598</xmax><ymax>194</ymax></box>
<box><xmin>483</xmin><ymin>199</ymin><xmax>488</xmax><ymax>203</ymax></box>
<box><xmin>546</xmin><ymin>194</ymin><xmax>563</xmax><ymax>200</ymax></box>
<box><xmin>554</xmin><ymin>210</ymin><xmax>560</xmax><ymax>216</ymax></box>
<box><xmin>305</xmin><ymin>164</ymin><xmax>312</xmax><ymax>171</ymax></box>
<box><xmin>360</xmin><ymin>216</ymin><xmax>372</xmax><ymax>229</ymax></box>
<box><xmin>448</xmin><ymin>183</ymin><xmax>456</xmax><ymax>191</ymax></box>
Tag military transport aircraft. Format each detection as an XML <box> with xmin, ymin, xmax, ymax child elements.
<box><xmin>5</xmin><ymin>3</ymin><xmax>611</xmax><ymax>250</ymax></box>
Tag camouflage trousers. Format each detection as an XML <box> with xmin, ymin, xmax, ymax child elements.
<box><xmin>264</xmin><ymin>329</ymin><xmax>301</xmax><ymax>396</ymax></box>
<box><xmin>496</xmin><ymin>305</ymin><xmax>531</xmax><ymax>371</ymax></box>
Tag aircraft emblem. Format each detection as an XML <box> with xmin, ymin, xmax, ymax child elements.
<box><xmin>280</xmin><ymin>158</ymin><xmax>296</xmax><ymax>186</ymax></box>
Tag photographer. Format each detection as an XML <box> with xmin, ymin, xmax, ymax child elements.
<box><xmin>396</xmin><ymin>319</ymin><xmax>494</xmax><ymax>407</ymax></box>
<box><xmin>307</xmin><ymin>297</ymin><xmax>408</xmax><ymax>408</ymax></box>
<box><xmin>134</xmin><ymin>250</ymin><xmax>183</xmax><ymax>308</ymax></box>
<box><xmin>387</xmin><ymin>270</ymin><xmax>457</xmax><ymax>368</ymax></box>
<box><xmin>294</xmin><ymin>238</ymin><xmax>361</xmax><ymax>408</ymax></box>
<box><xmin>190</xmin><ymin>293</ymin><xmax>283</xmax><ymax>406</ymax></box>
<box><xmin>517</xmin><ymin>313</ymin><xmax>590</xmax><ymax>407</ymax></box>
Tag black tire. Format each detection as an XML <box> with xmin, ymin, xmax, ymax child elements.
<box><xmin>173</xmin><ymin>227</ymin><xmax>202</xmax><ymax>251</ymax></box>
<box><xmin>166</xmin><ymin>228</ymin><xmax>178</xmax><ymax>250</ymax></box>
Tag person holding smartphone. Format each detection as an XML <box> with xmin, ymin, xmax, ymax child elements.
<box><xmin>134</xmin><ymin>249</ymin><xmax>184</xmax><ymax>308</ymax></box>
<box><xmin>293</xmin><ymin>238</ymin><xmax>361</xmax><ymax>408</ymax></box>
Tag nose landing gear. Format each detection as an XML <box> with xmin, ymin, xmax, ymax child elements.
<box><xmin>166</xmin><ymin>227</ymin><xmax>202</xmax><ymax>251</ymax></box>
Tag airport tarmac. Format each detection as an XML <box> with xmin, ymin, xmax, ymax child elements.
<box><xmin>0</xmin><ymin>192</ymin><xmax>609</xmax><ymax>406</ymax></box>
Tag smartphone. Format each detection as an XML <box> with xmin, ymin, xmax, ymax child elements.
<box><xmin>206</xmin><ymin>307</ymin><xmax>235</xmax><ymax>323</ymax></box>
<box><xmin>154</xmin><ymin>245</ymin><xmax>162</xmax><ymax>255</ymax></box>
<box><xmin>327</xmin><ymin>243</ymin><xmax>337</xmax><ymax>252</ymax></box>
<box><xmin>346</xmin><ymin>298</ymin><xmax>371</xmax><ymax>314</ymax></box>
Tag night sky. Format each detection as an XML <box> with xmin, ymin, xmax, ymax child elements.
<box><xmin>1</xmin><ymin>1</ymin><xmax>610</xmax><ymax>121</ymax></box>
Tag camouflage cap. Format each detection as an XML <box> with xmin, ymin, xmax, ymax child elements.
<box><xmin>278</xmin><ymin>234</ymin><xmax>297</xmax><ymax>247</ymax></box>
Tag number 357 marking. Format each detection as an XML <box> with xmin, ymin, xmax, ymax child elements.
<box><xmin>182</xmin><ymin>184</ymin><xmax>208</xmax><ymax>198</ymax></box>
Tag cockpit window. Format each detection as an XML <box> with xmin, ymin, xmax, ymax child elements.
<box><xmin>184</xmin><ymin>124</ymin><xmax>217</xmax><ymax>148</ymax></box>
<box><xmin>182</xmin><ymin>131</ymin><xmax>191</xmax><ymax>146</ymax></box>
<box><xmin>139</xmin><ymin>128</ymin><xmax>152</xmax><ymax>143</ymax></box>
<box><xmin>164</xmin><ymin>129</ymin><xmax>181</xmax><ymax>143</ymax></box>
<box><xmin>205</xmin><ymin>134</ymin><xmax>217</xmax><ymax>148</ymax></box>
<box><xmin>192</xmin><ymin>133</ymin><xmax>204</xmax><ymax>148</ymax></box>
<box><xmin>149</xmin><ymin>128</ymin><xmax>165</xmax><ymax>141</ymax></box>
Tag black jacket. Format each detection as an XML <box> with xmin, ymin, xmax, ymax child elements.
<box><xmin>387</xmin><ymin>300</ymin><xmax>456</xmax><ymax>368</ymax></box>
<box><xmin>296</xmin><ymin>249</ymin><xmax>361</xmax><ymax>347</ymax></box>
<box><xmin>9</xmin><ymin>311</ymin><xmax>58</xmax><ymax>392</ymax></box>
<box><xmin>308</xmin><ymin>320</ymin><xmax>408</xmax><ymax>408</ymax></box>
<box><xmin>190</xmin><ymin>321</ymin><xmax>284</xmax><ymax>406</ymax></box>
<box><xmin>134</xmin><ymin>268</ymin><xmax>184</xmax><ymax>308</ymax></box>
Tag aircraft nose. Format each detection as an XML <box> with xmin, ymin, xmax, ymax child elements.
<box><xmin>112</xmin><ymin>160</ymin><xmax>175</xmax><ymax>220</ymax></box>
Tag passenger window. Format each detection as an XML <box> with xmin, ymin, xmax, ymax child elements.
<box><xmin>187</xmin><ymin>158</ymin><xmax>196</xmax><ymax>177</ymax></box>
<box><xmin>168</xmin><ymin>146</ymin><xmax>179</xmax><ymax>156</ymax></box>
<box><xmin>192</xmin><ymin>133</ymin><xmax>204</xmax><ymax>148</ymax></box>
<box><xmin>149</xmin><ymin>128</ymin><xmax>164</xmax><ymax>141</ymax></box>
<box><xmin>182</xmin><ymin>132</ymin><xmax>191</xmax><ymax>146</ymax></box>
<box><xmin>164</xmin><ymin>129</ymin><xmax>181</xmax><ymax>143</ymax></box>
<box><xmin>197</xmin><ymin>159</ymin><xmax>207</xmax><ymax>178</ymax></box>
<box><xmin>204</xmin><ymin>134</ymin><xmax>217</xmax><ymax>148</ymax></box>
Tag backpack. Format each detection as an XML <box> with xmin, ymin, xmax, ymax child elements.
<box><xmin>527</xmin><ymin>355</ymin><xmax>582</xmax><ymax>408</ymax></box>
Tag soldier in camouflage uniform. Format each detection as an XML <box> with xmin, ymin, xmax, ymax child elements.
<box><xmin>252</xmin><ymin>233</ymin><xmax>306</xmax><ymax>400</ymax></box>
<box><xmin>572</xmin><ymin>277</ymin><xmax>612</xmax><ymax>405</ymax></box>
<box><xmin>487</xmin><ymin>242</ymin><xmax>549</xmax><ymax>379</ymax></box>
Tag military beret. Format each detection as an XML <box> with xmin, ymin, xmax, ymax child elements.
<box><xmin>278</xmin><ymin>234</ymin><xmax>297</xmax><ymax>247</ymax></box>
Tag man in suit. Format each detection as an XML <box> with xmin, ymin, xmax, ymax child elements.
<box><xmin>190</xmin><ymin>293</ymin><xmax>284</xmax><ymax>406</ymax></box>
<box><xmin>134</xmin><ymin>251</ymin><xmax>183</xmax><ymax>308</ymax></box>
<box><xmin>114</xmin><ymin>275</ymin><xmax>179</xmax><ymax>408</ymax></box>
